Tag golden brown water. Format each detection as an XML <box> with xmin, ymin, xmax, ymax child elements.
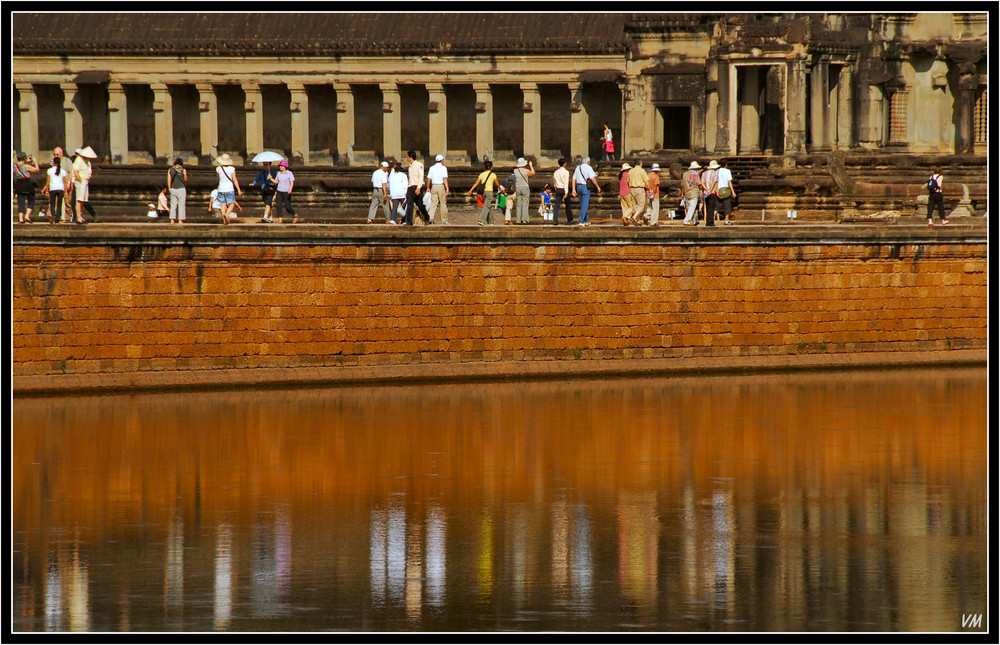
<box><xmin>12</xmin><ymin>368</ymin><xmax>988</xmax><ymax>632</ymax></box>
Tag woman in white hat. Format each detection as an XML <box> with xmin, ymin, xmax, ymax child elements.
<box><xmin>71</xmin><ymin>146</ymin><xmax>99</xmax><ymax>224</ymax></box>
<box><xmin>215</xmin><ymin>153</ymin><xmax>242</xmax><ymax>225</ymax></box>
<box><xmin>682</xmin><ymin>161</ymin><xmax>702</xmax><ymax>225</ymax></box>
<box><xmin>618</xmin><ymin>163</ymin><xmax>633</xmax><ymax>224</ymax></box>
<box><xmin>513</xmin><ymin>157</ymin><xmax>535</xmax><ymax>224</ymax></box>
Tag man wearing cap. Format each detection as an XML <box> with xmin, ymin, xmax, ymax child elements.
<box><xmin>404</xmin><ymin>150</ymin><xmax>430</xmax><ymax>226</ymax></box>
<box><xmin>71</xmin><ymin>146</ymin><xmax>99</xmax><ymax>224</ymax></box>
<box><xmin>513</xmin><ymin>157</ymin><xmax>535</xmax><ymax>224</ymax></box>
<box><xmin>701</xmin><ymin>160</ymin><xmax>720</xmax><ymax>227</ymax></box>
<box><xmin>368</xmin><ymin>161</ymin><xmax>391</xmax><ymax>224</ymax></box>
<box><xmin>647</xmin><ymin>163</ymin><xmax>662</xmax><ymax>225</ymax></box>
<box><xmin>426</xmin><ymin>154</ymin><xmax>450</xmax><ymax>225</ymax></box>
<box><xmin>682</xmin><ymin>161</ymin><xmax>702</xmax><ymax>226</ymax></box>
<box><xmin>626</xmin><ymin>159</ymin><xmax>649</xmax><ymax>225</ymax></box>
<box><xmin>571</xmin><ymin>156</ymin><xmax>600</xmax><ymax>226</ymax></box>
<box><xmin>551</xmin><ymin>157</ymin><xmax>572</xmax><ymax>225</ymax></box>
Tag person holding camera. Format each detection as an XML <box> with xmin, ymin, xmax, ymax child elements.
<box><xmin>13</xmin><ymin>151</ymin><xmax>40</xmax><ymax>223</ymax></box>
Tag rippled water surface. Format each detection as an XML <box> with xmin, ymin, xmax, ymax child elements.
<box><xmin>12</xmin><ymin>368</ymin><xmax>988</xmax><ymax>632</ymax></box>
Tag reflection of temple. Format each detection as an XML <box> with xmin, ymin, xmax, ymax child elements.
<box><xmin>12</xmin><ymin>13</ymin><xmax>987</xmax><ymax>165</ymax></box>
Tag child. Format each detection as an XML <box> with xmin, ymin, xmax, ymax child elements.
<box><xmin>156</xmin><ymin>188</ymin><xmax>169</xmax><ymax>219</ymax></box>
<box><xmin>147</xmin><ymin>202</ymin><xmax>159</xmax><ymax>219</ymax></box>
<box><xmin>539</xmin><ymin>184</ymin><xmax>553</xmax><ymax>221</ymax></box>
<box><xmin>209</xmin><ymin>189</ymin><xmax>241</xmax><ymax>221</ymax></box>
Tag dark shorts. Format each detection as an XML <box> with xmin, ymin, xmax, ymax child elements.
<box><xmin>261</xmin><ymin>189</ymin><xmax>276</xmax><ymax>206</ymax></box>
<box><xmin>719</xmin><ymin>197</ymin><xmax>733</xmax><ymax>216</ymax></box>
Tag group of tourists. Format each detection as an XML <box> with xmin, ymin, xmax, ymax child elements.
<box><xmin>13</xmin><ymin>146</ymin><xmax>99</xmax><ymax>225</ymax></box>
<box><xmin>679</xmin><ymin>159</ymin><xmax>737</xmax><ymax>227</ymax></box>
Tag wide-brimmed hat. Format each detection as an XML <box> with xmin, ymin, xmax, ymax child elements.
<box><xmin>76</xmin><ymin>146</ymin><xmax>98</xmax><ymax>159</ymax></box>
<box><xmin>147</xmin><ymin>203</ymin><xmax>156</xmax><ymax>209</ymax></box>
<box><xmin>516</xmin><ymin>157</ymin><xmax>528</xmax><ymax>168</ymax></box>
<box><xmin>707</xmin><ymin>160</ymin><xmax>720</xmax><ymax>169</ymax></box>
<box><xmin>687</xmin><ymin>161</ymin><xmax>702</xmax><ymax>169</ymax></box>
<box><xmin>216</xmin><ymin>153</ymin><xmax>234</xmax><ymax>166</ymax></box>
<box><xmin>621</xmin><ymin>163</ymin><xmax>631</xmax><ymax>170</ymax></box>
<box><xmin>649</xmin><ymin>163</ymin><xmax>661</xmax><ymax>171</ymax></box>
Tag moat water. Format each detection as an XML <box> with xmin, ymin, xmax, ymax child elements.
<box><xmin>12</xmin><ymin>367</ymin><xmax>988</xmax><ymax>633</ymax></box>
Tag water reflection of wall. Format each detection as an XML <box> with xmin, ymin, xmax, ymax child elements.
<box><xmin>12</xmin><ymin>369</ymin><xmax>987</xmax><ymax>631</ymax></box>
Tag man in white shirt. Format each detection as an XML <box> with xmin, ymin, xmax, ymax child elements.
<box><xmin>426</xmin><ymin>154</ymin><xmax>450</xmax><ymax>225</ymax></box>
<box><xmin>571</xmin><ymin>157</ymin><xmax>601</xmax><ymax>226</ymax></box>
<box><xmin>404</xmin><ymin>150</ymin><xmax>430</xmax><ymax>226</ymax></box>
<box><xmin>368</xmin><ymin>161</ymin><xmax>390</xmax><ymax>224</ymax></box>
<box><xmin>552</xmin><ymin>157</ymin><xmax>572</xmax><ymax>225</ymax></box>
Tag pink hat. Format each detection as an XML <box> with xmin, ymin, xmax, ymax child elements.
<box><xmin>279</xmin><ymin>160</ymin><xmax>289</xmax><ymax>168</ymax></box>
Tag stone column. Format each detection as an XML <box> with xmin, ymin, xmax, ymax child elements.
<box><xmin>810</xmin><ymin>57</ymin><xmax>830</xmax><ymax>151</ymax></box>
<box><xmin>739</xmin><ymin>66</ymin><xmax>761</xmax><ymax>154</ymax></box>
<box><xmin>380</xmin><ymin>83</ymin><xmax>401</xmax><ymax>162</ymax></box>
<box><xmin>288</xmin><ymin>82</ymin><xmax>310</xmax><ymax>165</ymax></box>
<box><xmin>334</xmin><ymin>82</ymin><xmax>354</xmax><ymax>165</ymax></box>
<box><xmin>474</xmin><ymin>83</ymin><xmax>495</xmax><ymax>162</ymax></box>
<box><xmin>196</xmin><ymin>83</ymin><xmax>218</xmax><ymax>163</ymax></box>
<box><xmin>151</xmin><ymin>82</ymin><xmax>173</xmax><ymax>164</ymax></box>
<box><xmin>569</xmin><ymin>82</ymin><xmax>589</xmax><ymax>161</ymax></box>
<box><xmin>714</xmin><ymin>60</ymin><xmax>731</xmax><ymax>155</ymax></box>
<box><xmin>704</xmin><ymin>61</ymin><xmax>719</xmax><ymax>154</ymax></box>
<box><xmin>15</xmin><ymin>83</ymin><xmax>39</xmax><ymax>160</ymax></box>
<box><xmin>61</xmin><ymin>82</ymin><xmax>83</xmax><ymax>155</ymax></box>
<box><xmin>108</xmin><ymin>80</ymin><xmax>128</xmax><ymax>164</ymax></box>
<box><xmin>836</xmin><ymin>65</ymin><xmax>853</xmax><ymax>149</ymax></box>
<box><xmin>244</xmin><ymin>81</ymin><xmax>263</xmax><ymax>161</ymax></box>
<box><xmin>955</xmin><ymin>74</ymin><xmax>977</xmax><ymax>154</ymax></box>
<box><xmin>785</xmin><ymin>58</ymin><xmax>808</xmax><ymax>154</ymax></box>
<box><xmin>427</xmin><ymin>83</ymin><xmax>447</xmax><ymax>159</ymax></box>
<box><xmin>520</xmin><ymin>82</ymin><xmax>541</xmax><ymax>159</ymax></box>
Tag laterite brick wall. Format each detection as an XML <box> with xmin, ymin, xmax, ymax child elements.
<box><xmin>12</xmin><ymin>232</ymin><xmax>988</xmax><ymax>381</ymax></box>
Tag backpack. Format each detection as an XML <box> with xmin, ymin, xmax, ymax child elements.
<box><xmin>505</xmin><ymin>173</ymin><xmax>517</xmax><ymax>194</ymax></box>
<box><xmin>927</xmin><ymin>175</ymin><xmax>940</xmax><ymax>193</ymax></box>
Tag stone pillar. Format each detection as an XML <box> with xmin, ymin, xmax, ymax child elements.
<box><xmin>427</xmin><ymin>83</ymin><xmax>447</xmax><ymax>158</ymax></box>
<box><xmin>955</xmin><ymin>74</ymin><xmax>977</xmax><ymax>154</ymax></box>
<box><xmin>569</xmin><ymin>82</ymin><xmax>589</xmax><ymax>161</ymax></box>
<box><xmin>380</xmin><ymin>83</ymin><xmax>401</xmax><ymax>162</ymax></box>
<box><xmin>705</xmin><ymin>61</ymin><xmax>719</xmax><ymax>154</ymax></box>
<box><xmin>714</xmin><ymin>60</ymin><xmax>731</xmax><ymax>155</ymax></box>
<box><xmin>288</xmin><ymin>82</ymin><xmax>310</xmax><ymax>165</ymax></box>
<box><xmin>785</xmin><ymin>58</ymin><xmax>808</xmax><ymax>154</ymax></box>
<box><xmin>61</xmin><ymin>82</ymin><xmax>84</xmax><ymax>155</ymax></box>
<box><xmin>334</xmin><ymin>82</ymin><xmax>354</xmax><ymax>165</ymax></box>
<box><xmin>151</xmin><ymin>82</ymin><xmax>173</xmax><ymax>164</ymax></box>
<box><xmin>196</xmin><ymin>83</ymin><xmax>218</xmax><ymax>163</ymax></box>
<box><xmin>15</xmin><ymin>83</ymin><xmax>39</xmax><ymax>160</ymax></box>
<box><xmin>521</xmin><ymin>83</ymin><xmax>541</xmax><ymax>159</ymax></box>
<box><xmin>810</xmin><ymin>57</ymin><xmax>830</xmax><ymax>151</ymax></box>
<box><xmin>739</xmin><ymin>67</ymin><xmax>761</xmax><ymax>153</ymax></box>
<box><xmin>836</xmin><ymin>65</ymin><xmax>853</xmax><ymax>149</ymax></box>
<box><xmin>622</xmin><ymin>77</ymin><xmax>644</xmax><ymax>157</ymax></box>
<box><xmin>474</xmin><ymin>83</ymin><xmax>495</xmax><ymax>162</ymax></box>
<box><xmin>244</xmin><ymin>81</ymin><xmax>263</xmax><ymax>161</ymax></box>
<box><xmin>108</xmin><ymin>81</ymin><xmax>128</xmax><ymax>164</ymax></box>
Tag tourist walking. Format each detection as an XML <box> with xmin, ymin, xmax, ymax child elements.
<box><xmin>513</xmin><ymin>157</ymin><xmax>535</xmax><ymax>224</ymax></box>
<box><xmin>71</xmin><ymin>146</ymin><xmax>99</xmax><ymax>224</ymax></box>
<box><xmin>273</xmin><ymin>160</ymin><xmax>297</xmax><ymax>223</ymax></box>
<box><xmin>647</xmin><ymin>163</ymin><xmax>661</xmax><ymax>225</ymax></box>
<box><xmin>388</xmin><ymin>161</ymin><xmax>408</xmax><ymax>225</ymax></box>
<box><xmin>552</xmin><ymin>157</ymin><xmax>573</xmax><ymax>225</ymax></box>
<box><xmin>167</xmin><ymin>157</ymin><xmax>188</xmax><ymax>225</ymax></box>
<box><xmin>626</xmin><ymin>159</ymin><xmax>649</xmax><ymax>225</ymax></box>
<box><xmin>682</xmin><ymin>161</ymin><xmax>701</xmax><ymax>225</ymax></box>
<box><xmin>249</xmin><ymin>160</ymin><xmax>278</xmax><ymax>223</ymax></box>
<box><xmin>572</xmin><ymin>156</ymin><xmax>600</xmax><ymax>226</ymax></box>
<box><xmin>426</xmin><ymin>154</ymin><xmax>450</xmax><ymax>225</ymax></box>
<box><xmin>927</xmin><ymin>168</ymin><xmax>949</xmax><ymax>226</ymax></box>
<box><xmin>404</xmin><ymin>150</ymin><xmax>430</xmax><ymax>226</ymax></box>
<box><xmin>601</xmin><ymin>123</ymin><xmax>615</xmax><ymax>162</ymax></box>
<box><xmin>618</xmin><ymin>163</ymin><xmax>634</xmax><ymax>225</ymax></box>
<box><xmin>368</xmin><ymin>161</ymin><xmax>390</xmax><ymax>224</ymax></box>
<box><xmin>215</xmin><ymin>153</ymin><xmax>241</xmax><ymax>225</ymax></box>
<box><xmin>701</xmin><ymin>160</ymin><xmax>720</xmax><ymax>227</ymax></box>
<box><xmin>13</xmin><ymin>151</ymin><xmax>40</xmax><ymax>223</ymax></box>
<box><xmin>716</xmin><ymin>159</ymin><xmax>735</xmax><ymax>225</ymax></box>
<box><xmin>52</xmin><ymin>147</ymin><xmax>74</xmax><ymax>222</ymax></box>
<box><xmin>41</xmin><ymin>155</ymin><xmax>69</xmax><ymax>226</ymax></box>
<box><xmin>467</xmin><ymin>160</ymin><xmax>502</xmax><ymax>226</ymax></box>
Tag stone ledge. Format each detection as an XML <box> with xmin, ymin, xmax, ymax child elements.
<box><xmin>12</xmin><ymin>349</ymin><xmax>987</xmax><ymax>397</ymax></box>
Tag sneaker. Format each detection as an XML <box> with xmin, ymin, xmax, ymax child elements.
<box><xmin>941</xmin><ymin>220</ymin><xmax>950</xmax><ymax>226</ymax></box>
<box><xmin>928</xmin><ymin>220</ymin><xmax>935</xmax><ymax>227</ymax></box>
<box><xmin>389</xmin><ymin>220</ymin><xmax>398</xmax><ymax>225</ymax></box>
<box><xmin>367</xmin><ymin>219</ymin><xmax>374</xmax><ymax>224</ymax></box>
